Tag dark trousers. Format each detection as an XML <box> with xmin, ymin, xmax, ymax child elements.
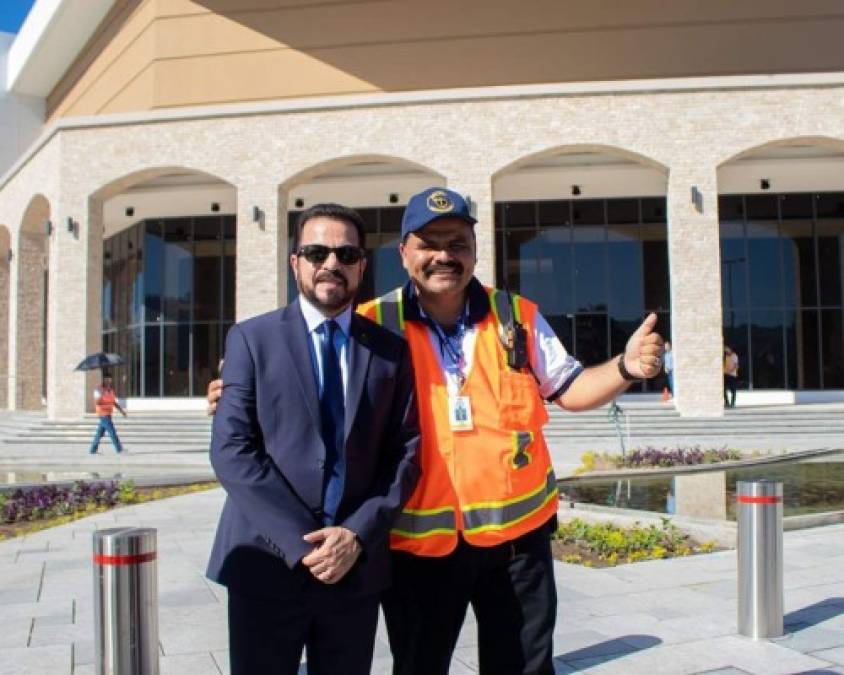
<box><xmin>724</xmin><ymin>374</ymin><xmax>738</xmax><ymax>407</ymax></box>
<box><xmin>88</xmin><ymin>416</ymin><xmax>122</xmax><ymax>454</ymax></box>
<box><xmin>382</xmin><ymin>522</ymin><xmax>557</xmax><ymax>675</ymax></box>
<box><xmin>227</xmin><ymin>584</ymin><xmax>379</xmax><ymax>675</ymax></box>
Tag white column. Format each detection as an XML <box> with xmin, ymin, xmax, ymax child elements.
<box><xmin>235</xmin><ymin>183</ymin><xmax>283</xmax><ymax>321</ymax></box>
<box><xmin>445</xmin><ymin>172</ymin><xmax>495</xmax><ymax>286</ymax></box>
<box><xmin>667</xmin><ymin>169</ymin><xmax>724</xmax><ymax>417</ymax></box>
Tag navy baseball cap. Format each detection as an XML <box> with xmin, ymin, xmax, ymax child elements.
<box><xmin>401</xmin><ymin>187</ymin><xmax>477</xmax><ymax>239</ymax></box>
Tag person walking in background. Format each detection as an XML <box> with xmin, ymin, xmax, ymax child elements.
<box><xmin>89</xmin><ymin>374</ymin><xmax>126</xmax><ymax>454</ymax></box>
<box><xmin>724</xmin><ymin>344</ymin><xmax>739</xmax><ymax>408</ymax></box>
<box><xmin>663</xmin><ymin>341</ymin><xmax>674</xmax><ymax>398</ymax></box>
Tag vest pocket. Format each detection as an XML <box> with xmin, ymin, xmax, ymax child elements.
<box><xmin>498</xmin><ymin>371</ymin><xmax>547</xmax><ymax>430</ymax></box>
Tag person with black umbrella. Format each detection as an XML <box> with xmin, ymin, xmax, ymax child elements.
<box><xmin>88</xmin><ymin>373</ymin><xmax>127</xmax><ymax>454</ymax></box>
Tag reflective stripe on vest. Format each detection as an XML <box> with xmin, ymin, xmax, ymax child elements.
<box><xmin>391</xmin><ymin>506</ymin><xmax>457</xmax><ymax>539</ymax></box>
<box><xmin>462</xmin><ymin>469</ymin><xmax>557</xmax><ymax>535</ymax></box>
<box><xmin>488</xmin><ymin>288</ymin><xmax>522</xmax><ymax>327</ymax></box>
<box><xmin>372</xmin><ymin>287</ymin><xmax>405</xmax><ymax>337</ymax></box>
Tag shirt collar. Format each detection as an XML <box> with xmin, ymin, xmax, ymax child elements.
<box><xmin>299</xmin><ymin>294</ymin><xmax>352</xmax><ymax>338</ymax></box>
<box><xmin>402</xmin><ymin>276</ymin><xmax>490</xmax><ymax>327</ymax></box>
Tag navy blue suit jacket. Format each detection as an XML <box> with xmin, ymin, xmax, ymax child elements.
<box><xmin>206</xmin><ymin>298</ymin><xmax>420</xmax><ymax>599</ymax></box>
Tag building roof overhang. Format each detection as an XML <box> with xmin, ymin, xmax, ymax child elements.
<box><xmin>6</xmin><ymin>0</ymin><xmax>116</xmax><ymax>96</ymax></box>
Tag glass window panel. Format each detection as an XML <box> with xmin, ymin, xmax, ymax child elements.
<box><xmin>537</xmin><ymin>201</ymin><xmax>569</xmax><ymax>228</ymax></box>
<box><xmin>723</xmin><ymin>309</ymin><xmax>749</xmax><ymax>389</ymax></box>
<box><xmin>718</xmin><ymin>195</ymin><xmax>744</xmax><ymax>222</ymax></box>
<box><xmin>115</xmin><ymin>329</ymin><xmax>129</xmax><ymax>396</ymax></box>
<box><xmin>779</xmin><ymin>193</ymin><xmax>813</xmax><ymax>220</ymax></box>
<box><xmin>162</xmin><ymin>324</ymin><xmax>190</xmax><ymax>396</ymax></box>
<box><xmin>606</xmin><ymin>199</ymin><xmax>639</xmax><ymax>225</ymax></box>
<box><xmin>358</xmin><ymin>208</ymin><xmax>378</xmax><ymax>234</ymax></box>
<box><xmin>607</xmin><ymin>223</ymin><xmax>643</xmax><ymax>321</ymax></box>
<box><xmin>573</xmin><ymin>313</ymin><xmax>608</xmax><ymax>367</ymax></box>
<box><xmin>129</xmin><ymin>226</ymin><xmax>142</xmax><ymax>326</ymax></box>
<box><xmin>115</xmin><ymin>231</ymin><xmax>129</xmax><ymax>329</ymax></box>
<box><xmin>495</xmin><ymin>203</ymin><xmax>505</xmax><ymax>229</ymax></box>
<box><xmin>163</xmin><ymin>219</ymin><xmax>193</xmax><ymax>322</ymax></box>
<box><xmin>545</xmin><ymin>314</ymin><xmax>573</xmax><ymax>357</ymax></box>
<box><xmin>192</xmin><ymin>323</ymin><xmax>222</xmax><ymax>397</ymax></box>
<box><xmin>641</xmin><ymin>224</ymin><xmax>670</xmax><ymax>312</ymax></box>
<box><xmin>504</xmin><ymin>229</ymin><xmax>542</xmax><ymax>297</ymax></box>
<box><xmin>572</xmin><ymin>222</ymin><xmax>606</xmax><ymax>312</ymax></box>
<box><xmin>144</xmin><ymin>325</ymin><xmax>160</xmax><ymax>397</ymax></box>
<box><xmin>749</xmin><ymin>310</ymin><xmax>785</xmax><ymax>389</ymax></box>
<box><xmin>720</xmin><ymin>221</ymin><xmax>748</xmax><ymax>310</ymax></box>
<box><xmin>745</xmin><ymin>195</ymin><xmax>778</xmax><ymax>220</ymax></box>
<box><xmin>194</xmin><ymin>216</ymin><xmax>222</xmax><ymax>321</ymax></box>
<box><xmin>780</xmin><ymin>220</ymin><xmax>816</xmax><ymax>308</ymax></box>
<box><xmin>785</xmin><ymin>309</ymin><xmax>820</xmax><ymax>389</ymax></box>
<box><xmin>821</xmin><ymin>309</ymin><xmax>844</xmax><ymax>388</ymax></box>
<box><xmin>816</xmin><ymin>192</ymin><xmax>844</xmax><ymax>219</ymax></box>
<box><xmin>129</xmin><ymin>326</ymin><xmax>142</xmax><ymax>397</ymax></box>
<box><xmin>504</xmin><ymin>202</ymin><xmax>536</xmax><ymax>228</ymax></box>
<box><xmin>144</xmin><ymin>221</ymin><xmax>164</xmax><ymax>322</ymax></box>
<box><xmin>222</xmin><ymin>216</ymin><xmax>236</xmax><ymax>320</ymax></box>
<box><xmin>495</xmin><ymin>228</ymin><xmax>506</xmax><ymax>289</ymax></box>
<box><xmin>641</xmin><ymin>198</ymin><xmax>666</xmax><ymax>224</ymax></box>
<box><xmin>102</xmin><ymin>238</ymin><xmax>114</xmax><ymax>330</ymax></box>
<box><xmin>571</xmin><ymin>200</ymin><xmax>604</xmax><ymax>226</ymax></box>
<box><xmin>532</xmin><ymin>227</ymin><xmax>571</xmax><ymax>315</ymax></box>
<box><xmin>380</xmin><ymin>207</ymin><xmax>403</xmax><ymax>235</ymax></box>
<box><xmin>746</xmin><ymin>220</ymin><xmax>782</xmax><ymax>309</ymax></box>
<box><xmin>367</xmin><ymin>231</ymin><xmax>403</xmax><ymax>302</ymax></box>
<box><xmin>817</xmin><ymin>219</ymin><xmax>844</xmax><ymax>307</ymax></box>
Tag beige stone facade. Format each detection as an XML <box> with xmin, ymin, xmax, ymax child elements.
<box><xmin>0</xmin><ymin>80</ymin><xmax>843</xmax><ymax>419</ymax></box>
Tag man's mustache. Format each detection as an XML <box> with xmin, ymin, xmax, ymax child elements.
<box><xmin>424</xmin><ymin>262</ymin><xmax>463</xmax><ymax>278</ymax></box>
<box><xmin>315</xmin><ymin>270</ymin><xmax>347</xmax><ymax>285</ymax></box>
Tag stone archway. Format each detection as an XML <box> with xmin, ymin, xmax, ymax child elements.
<box><xmin>0</xmin><ymin>225</ymin><xmax>10</xmax><ymax>409</ymax></box>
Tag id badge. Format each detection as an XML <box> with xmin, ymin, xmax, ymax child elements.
<box><xmin>448</xmin><ymin>395</ymin><xmax>474</xmax><ymax>432</ymax></box>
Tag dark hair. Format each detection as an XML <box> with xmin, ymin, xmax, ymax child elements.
<box><xmin>292</xmin><ymin>203</ymin><xmax>366</xmax><ymax>252</ymax></box>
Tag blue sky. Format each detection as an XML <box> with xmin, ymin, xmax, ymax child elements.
<box><xmin>0</xmin><ymin>0</ymin><xmax>36</xmax><ymax>34</ymax></box>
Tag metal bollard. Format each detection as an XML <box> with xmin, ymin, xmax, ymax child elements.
<box><xmin>93</xmin><ymin>527</ymin><xmax>160</xmax><ymax>675</ymax></box>
<box><xmin>737</xmin><ymin>480</ymin><xmax>784</xmax><ymax>639</ymax></box>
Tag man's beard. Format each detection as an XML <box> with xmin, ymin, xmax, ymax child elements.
<box><xmin>298</xmin><ymin>270</ymin><xmax>355</xmax><ymax>313</ymax></box>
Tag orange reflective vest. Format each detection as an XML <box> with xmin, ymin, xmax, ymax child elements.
<box><xmin>357</xmin><ymin>286</ymin><xmax>558</xmax><ymax>556</ymax></box>
<box><xmin>95</xmin><ymin>387</ymin><xmax>116</xmax><ymax>417</ymax></box>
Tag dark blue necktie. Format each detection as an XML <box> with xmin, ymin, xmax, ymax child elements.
<box><xmin>319</xmin><ymin>320</ymin><xmax>345</xmax><ymax>525</ymax></box>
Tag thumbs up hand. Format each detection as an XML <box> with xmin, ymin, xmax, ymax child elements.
<box><xmin>623</xmin><ymin>313</ymin><xmax>664</xmax><ymax>379</ymax></box>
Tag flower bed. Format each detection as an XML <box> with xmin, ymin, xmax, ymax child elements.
<box><xmin>0</xmin><ymin>480</ymin><xmax>218</xmax><ymax>540</ymax></box>
<box><xmin>552</xmin><ymin>517</ymin><xmax>718</xmax><ymax>567</ymax></box>
<box><xmin>577</xmin><ymin>446</ymin><xmax>744</xmax><ymax>473</ymax></box>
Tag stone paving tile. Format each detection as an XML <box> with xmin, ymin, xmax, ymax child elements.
<box><xmin>694</xmin><ymin>668</ymin><xmax>752</xmax><ymax>674</ymax></box>
<box><xmin>774</xmin><ymin>626</ymin><xmax>844</xmax><ymax>654</ymax></box>
<box><xmin>0</xmin><ymin>644</ymin><xmax>70</xmax><ymax>675</ymax></box>
<box><xmin>0</xmin><ymin>619</ymin><xmax>33</xmax><ymax>650</ymax></box>
<box><xmin>210</xmin><ymin>650</ymin><xmax>230</xmax><ymax>675</ymax></box>
<box><xmin>811</xmin><ymin>646</ymin><xmax>844</xmax><ymax>666</ymax></box>
<box><xmin>158</xmin><ymin>605</ymin><xmax>229</xmax><ymax>655</ymax></box>
<box><xmin>160</xmin><ymin>652</ymin><xmax>223</xmax><ymax>675</ymax></box>
<box><xmin>1</xmin><ymin>599</ymin><xmax>72</xmax><ymax>622</ymax></box>
<box><xmin>73</xmin><ymin>639</ymin><xmax>94</xmax><ymax>667</ymax></box>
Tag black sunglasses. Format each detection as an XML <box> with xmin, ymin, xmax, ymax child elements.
<box><xmin>297</xmin><ymin>244</ymin><xmax>365</xmax><ymax>265</ymax></box>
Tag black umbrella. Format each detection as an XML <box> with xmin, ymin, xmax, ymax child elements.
<box><xmin>74</xmin><ymin>352</ymin><xmax>125</xmax><ymax>372</ymax></box>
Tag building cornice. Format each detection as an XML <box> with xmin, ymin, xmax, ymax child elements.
<box><xmin>3</xmin><ymin>70</ymin><xmax>844</xmax><ymax>192</ymax></box>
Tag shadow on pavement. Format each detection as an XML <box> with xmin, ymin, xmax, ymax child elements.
<box><xmin>785</xmin><ymin>597</ymin><xmax>844</xmax><ymax>632</ymax></box>
<box><xmin>554</xmin><ymin>635</ymin><xmax>661</xmax><ymax>670</ymax></box>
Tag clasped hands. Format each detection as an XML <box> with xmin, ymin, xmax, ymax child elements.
<box><xmin>301</xmin><ymin>526</ymin><xmax>362</xmax><ymax>584</ymax></box>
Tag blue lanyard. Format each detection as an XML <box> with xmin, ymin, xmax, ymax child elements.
<box><xmin>425</xmin><ymin>307</ymin><xmax>468</xmax><ymax>381</ymax></box>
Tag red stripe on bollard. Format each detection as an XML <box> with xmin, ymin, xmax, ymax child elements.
<box><xmin>736</xmin><ymin>495</ymin><xmax>782</xmax><ymax>504</ymax></box>
<box><xmin>93</xmin><ymin>552</ymin><xmax>157</xmax><ymax>566</ymax></box>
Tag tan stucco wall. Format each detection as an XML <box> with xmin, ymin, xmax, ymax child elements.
<box><xmin>1</xmin><ymin>82</ymin><xmax>844</xmax><ymax>418</ymax></box>
<box><xmin>46</xmin><ymin>0</ymin><xmax>844</xmax><ymax>120</ymax></box>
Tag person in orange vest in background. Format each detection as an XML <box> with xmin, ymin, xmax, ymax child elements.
<box><xmin>206</xmin><ymin>187</ymin><xmax>664</xmax><ymax>675</ymax></box>
<box><xmin>89</xmin><ymin>373</ymin><xmax>126</xmax><ymax>454</ymax></box>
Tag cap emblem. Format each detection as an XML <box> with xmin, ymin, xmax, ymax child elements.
<box><xmin>426</xmin><ymin>190</ymin><xmax>454</xmax><ymax>213</ymax></box>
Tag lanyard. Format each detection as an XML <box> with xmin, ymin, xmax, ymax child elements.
<box><xmin>425</xmin><ymin>307</ymin><xmax>469</xmax><ymax>386</ymax></box>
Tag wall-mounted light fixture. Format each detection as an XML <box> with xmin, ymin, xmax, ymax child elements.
<box><xmin>211</xmin><ymin>202</ymin><xmax>220</xmax><ymax>212</ymax></box>
<box><xmin>125</xmin><ymin>206</ymin><xmax>135</xmax><ymax>217</ymax></box>
<box><xmin>571</xmin><ymin>185</ymin><xmax>581</xmax><ymax>196</ymax></box>
<box><xmin>294</xmin><ymin>198</ymin><xmax>305</xmax><ymax>209</ymax></box>
<box><xmin>253</xmin><ymin>206</ymin><xmax>265</xmax><ymax>230</ymax></box>
<box><xmin>6</xmin><ymin>249</ymin><xmax>12</xmax><ymax>263</ymax></box>
<box><xmin>760</xmin><ymin>178</ymin><xmax>771</xmax><ymax>191</ymax></box>
<box><xmin>388</xmin><ymin>193</ymin><xmax>399</xmax><ymax>204</ymax></box>
<box><xmin>691</xmin><ymin>186</ymin><xmax>704</xmax><ymax>213</ymax></box>
<box><xmin>67</xmin><ymin>217</ymin><xmax>78</xmax><ymax>237</ymax></box>
<box><xmin>45</xmin><ymin>220</ymin><xmax>52</xmax><ymax>236</ymax></box>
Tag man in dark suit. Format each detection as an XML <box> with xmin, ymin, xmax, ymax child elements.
<box><xmin>207</xmin><ymin>203</ymin><xmax>420</xmax><ymax>675</ymax></box>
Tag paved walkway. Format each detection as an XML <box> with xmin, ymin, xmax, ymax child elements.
<box><xmin>1</xmin><ymin>488</ymin><xmax>843</xmax><ymax>674</ymax></box>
